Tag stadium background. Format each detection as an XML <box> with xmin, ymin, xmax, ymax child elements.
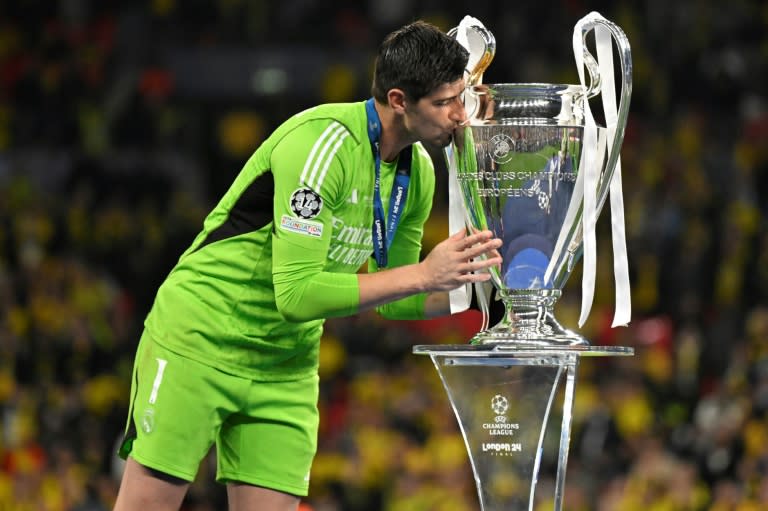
<box><xmin>0</xmin><ymin>0</ymin><xmax>766</xmax><ymax>509</ymax></box>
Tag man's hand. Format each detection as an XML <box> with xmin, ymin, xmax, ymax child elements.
<box><xmin>356</xmin><ymin>229</ymin><xmax>501</xmax><ymax>315</ymax></box>
<box><xmin>420</xmin><ymin>229</ymin><xmax>502</xmax><ymax>292</ymax></box>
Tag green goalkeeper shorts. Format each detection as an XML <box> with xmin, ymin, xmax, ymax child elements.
<box><xmin>119</xmin><ymin>330</ymin><xmax>319</xmax><ymax>497</ymax></box>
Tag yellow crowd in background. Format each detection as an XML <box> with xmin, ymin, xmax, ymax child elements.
<box><xmin>0</xmin><ymin>0</ymin><xmax>767</xmax><ymax>509</ymax></box>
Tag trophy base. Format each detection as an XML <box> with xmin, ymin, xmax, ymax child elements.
<box><xmin>470</xmin><ymin>290</ymin><xmax>588</xmax><ymax>347</ymax></box>
<box><xmin>469</xmin><ymin>325</ymin><xmax>589</xmax><ymax>348</ymax></box>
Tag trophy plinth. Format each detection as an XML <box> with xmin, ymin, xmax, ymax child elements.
<box><xmin>413</xmin><ymin>344</ymin><xmax>634</xmax><ymax>511</ymax></box>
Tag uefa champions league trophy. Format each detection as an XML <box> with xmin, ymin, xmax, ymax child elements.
<box><xmin>414</xmin><ymin>13</ymin><xmax>635</xmax><ymax>511</ymax></box>
<box><xmin>452</xmin><ymin>13</ymin><xmax>633</xmax><ymax>347</ymax></box>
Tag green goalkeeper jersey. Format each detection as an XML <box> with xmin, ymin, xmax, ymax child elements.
<box><xmin>144</xmin><ymin>101</ymin><xmax>436</xmax><ymax>381</ymax></box>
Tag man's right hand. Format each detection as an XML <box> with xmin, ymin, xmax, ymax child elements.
<box><xmin>419</xmin><ymin>229</ymin><xmax>502</xmax><ymax>292</ymax></box>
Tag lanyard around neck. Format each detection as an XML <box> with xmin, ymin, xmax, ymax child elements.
<box><xmin>365</xmin><ymin>98</ymin><xmax>412</xmax><ymax>268</ymax></box>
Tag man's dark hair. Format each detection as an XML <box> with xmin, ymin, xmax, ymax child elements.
<box><xmin>371</xmin><ymin>20</ymin><xmax>469</xmax><ymax>104</ymax></box>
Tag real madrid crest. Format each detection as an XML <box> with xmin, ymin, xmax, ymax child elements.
<box><xmin>141</xmin><ymin>408</ymin><xmax>155</xmax><ymax>434</ymax></box>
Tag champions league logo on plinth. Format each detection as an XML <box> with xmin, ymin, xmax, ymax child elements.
<box><xmin>491</xmin><ymin>394</ymin><xmax>508</xmax><ymax>417</ymax></box>
<box><xmin>481</xmin><ymin>394</ymin><xmax>521</xmax><ymax>456</ymax></box>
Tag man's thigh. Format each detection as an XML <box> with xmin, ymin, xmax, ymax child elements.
<box><xmin>226</xmin><ymin>482</ymin><xmax>300</xmax><ymax>511</ymax></box>
<box><xmin>120</xmin><ymin>332</ymin><xmax>248</xmax><ymax>481</ymax></box>
<box><xmin>216</xmin><ymin>374</ymin><xmax>320</xmax><ymax>498</ymax></box>
<box><xmin>113</xmin><ymin>457</ymin><xmax>189</xmax><ymax>511</ymax></box>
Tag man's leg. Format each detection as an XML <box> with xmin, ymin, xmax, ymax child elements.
<box><xmin>216</xmin><ymin>375</ymin><xmax>319</xmax><ymax>505</ymax></box>
<box><xmin>227</xmin><ymin>483</ymin><xmax>300</xmax><ymax>511</ymax></box>
<box><xmin>116</xmin><ymin>334</ymin><xmax>232</xmax><ymax>510</ymax></box>
<box><xmin>113</xmin><ymin>458</ymin><xmax>190</xmax><ymax>511</ymax></box>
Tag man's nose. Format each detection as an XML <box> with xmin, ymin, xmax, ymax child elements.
<box><xmin>452</xmin><ymin>97</ymin><xmax>468</xmax><ymax>125</ymax></box>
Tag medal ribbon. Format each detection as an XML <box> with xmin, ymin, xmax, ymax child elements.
<box><xmin>365</xmin><ymin>98</ymin><xmax>412</xmax><ymax>268</ymax></box>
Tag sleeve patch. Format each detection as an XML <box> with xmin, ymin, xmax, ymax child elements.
<box><xmin>280</xmin><ymin>215</ymin><xmax>323</xmax><ymax>238</ymax></box>
<box><xmin>290</xmin><ymin>187</ymin><xmax>323</xmax><ymax>219</ymax></box>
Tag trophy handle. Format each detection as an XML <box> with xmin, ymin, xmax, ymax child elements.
<box><xmin>448</xmin><ymin>23</ymin><xmax>496</xmax><ymax>86</ymax></box>
<box><xmin>577</xmin><ymin>16</ymin><xmax>633</xmax><ymax>214</ymax></box>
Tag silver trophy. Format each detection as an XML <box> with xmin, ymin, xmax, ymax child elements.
<box><xmin>414</xmin><ymin>16</ymin><xmax>634</xmax><ymax>511</ymax></box>
<box><xmin>451</xmin><ymin>15</ymin><xmax>632</xmax><ymax>347</ymax></box>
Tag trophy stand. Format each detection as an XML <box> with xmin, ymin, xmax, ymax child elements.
<box><xmin>413</xmin><ymin>344</ymin><xmax>633</xmax><ymax>511</ymax></box>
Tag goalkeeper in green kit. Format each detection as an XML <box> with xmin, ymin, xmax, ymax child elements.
<box><xmin>113</xmin><ymin>20</ymin><xmax>502</xmax><ymax>511</ymax></box>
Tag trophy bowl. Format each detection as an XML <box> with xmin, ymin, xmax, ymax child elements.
<box><xmin>453</xmin><ymin>80</ymin><xmax>628</xmax><ymax>347</ymax></box>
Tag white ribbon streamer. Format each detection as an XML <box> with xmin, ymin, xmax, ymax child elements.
<box><xmin>595</xmin><ymin>25</ymin><xmax>632</xmax><ymax>327</ymax></box>
<box><xmin>447</xmin><ymin>144</ymin><xmax>472</xmax><ymax>313</ymax></box>
<box><xmin>448</xmin><ymin>15</ymin><xmax>490</xmax><ymax>315</ymax></box>
<box><xmin>571</xmin><ymin>11</ymin><xmax>632</xmax><ymax>327</ymax></box>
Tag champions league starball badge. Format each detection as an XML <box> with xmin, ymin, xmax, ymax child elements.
<box><xmin>290</xmin><ymin>188</ymin><xmax>322</xmax><ymax>219</ymax></box>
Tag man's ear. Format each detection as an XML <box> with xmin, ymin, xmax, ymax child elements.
<box><xmin>386</xmin><ymin>88</ymin><xmax>407</xmax><ymax>114</ymax></box>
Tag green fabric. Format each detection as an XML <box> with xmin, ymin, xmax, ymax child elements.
<box><xmin>144</xmin><ymin>101</ymin><xmax>435</xmax><ymax>380</ymax></box>
<box><xmin>121</xmin><ymin>332</ymin><xmax>319</xmax><ymax>496</ymax></box>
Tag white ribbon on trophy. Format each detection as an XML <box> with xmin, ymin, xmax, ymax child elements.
<box><xmin>546</xmin><ymin>11</ymin><xmax>631</xmax><ymax>327</ymax></box>
<box><xmin>447</xmin><ymin>15</ymin><xmax>494</xmax><ymax>326</ymax></box>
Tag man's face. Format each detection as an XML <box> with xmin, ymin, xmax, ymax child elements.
<box><xmin>403</xmin><ymin>78</ymin><xmax>467</xmax><ymax>148</ymax></box>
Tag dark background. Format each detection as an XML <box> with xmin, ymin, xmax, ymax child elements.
<box><xmin>0</xmin><ymin>1</ymin><xmax>766</xmax><ymax>509</ymax></box>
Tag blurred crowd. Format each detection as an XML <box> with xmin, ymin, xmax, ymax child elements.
<box><xmin>0</xmin><ymin>0</ymin><xmax>767</xmax><ymax>510</ymax></box>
